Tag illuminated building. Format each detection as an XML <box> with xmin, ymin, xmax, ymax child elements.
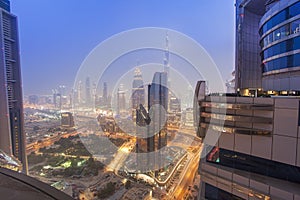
<box><xmin>260</xmin><ymin>0</ymin><xmax>300</xmax><ymax>94</ymax></box>
<box><xmin>132</xmin><ymin>68</ymin><xmax>145</xmax><ymax>119</ymax></box>
<box><xmin>103</xmin><ymin>82</ymin><xmax>108</xmax><ymax>107</ymax></box>
<box><xmin>0</xmin><ymin>0</ymin><xmax>28</xmax><ymax>173</ymax></box>
<box><xmin>117</xmin><ymin>84</ymin><xmax>126</xmax><ymax>116</ymax></box>
<box><xmin>148</xmin><ymin>72</ymin><xmax>168</xmax><ymax>170</ymax></box>
<box><xmin>85</xmin><ymin>77</ymin><xmax>92</xmax><ymax>105</ymax></box>
<box><xmin>61</xmin><ymin>112</ymin><xmax>75</xmax><ymax>128</ymax></box>
<box><xmin>197</xmin><ymin>1</ymin><xmax>300</xmax><ymax>199</ymax></box>
<box><xmin>235</xmin><ymin>0</ymin><xmax>267</xmax><ymax>95</ymax></box>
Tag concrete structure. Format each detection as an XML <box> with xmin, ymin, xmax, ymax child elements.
<box><xmin>197</xmin><ymin>95</ymin><xmax>300</xmax><ymax>199</ymax></box>
<box><xmin>196</xmin><ymin>1</ymin><xmax>300</xmax><ymax>199</ymax></box>
<box><xmin>0</xmin><ymin>0</ymin><xmax>27</xmax><ymax>173</ymax></box>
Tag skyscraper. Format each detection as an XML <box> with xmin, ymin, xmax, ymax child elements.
<box><xmin>117</xmin><ymin>84</ymin><xmax>126</xmax><ymax>116</ymax></box>
<box><xmin>85</xmin><ymin>77</ymin><xmax>91</xmax><ymax>106</ymax></box>
<box><xmin>235</xmin><ymin>0</ymin><xmax>267</xmax><ymax>95</ymax></box>
<box><xmin>103</xmin><ymin>82</ymin><xmax>108</xmax><ymax>107</ymax></box>
<box><xmin>0</xmin><ymin>0</ymin><xmax>28</xmax><ymax>173</ymax></box>
<box><xmin>132</xmin><ymin>68</ymin><xmax>145</xmax><ymax>119</ymax></box>
<box><xmin>148</xmin><ymin>72</ymin><xmax>168</xmax><ymax>170</ymax></box>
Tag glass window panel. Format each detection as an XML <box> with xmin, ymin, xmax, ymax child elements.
<box><xmin>280</xmin><ymin>25</ymin><xmax>289</xmax><ymax>38</ymax></box>
<box><xmin>279</xmin><ymin>40</ymin><xmax>287</xmax><ymax>53</ymax></box>
<box><xmin>293</xmin><ymin>36</ymin><xmax>300</xmax><ymax>50</ymax></box>
<box><xmin>289</xmin><ymin>1</ymin><xmax>300</xmax><ymax>18</ymax></box>
<box><xmin>274</xmin><ymin>28</ymin><xmax>281</xmax><ymax>41</ymax></box>
<box><xmin>287</xmin><ymin>54</ymin><xmax>294</xmax><ymax>68</ymax></box>
<box><xmin>274</xmin><ymin>58</ymin><xmax>280</xmax><ymax>70</ymax></box>
<box><xmin>280</xmin><ymin>56</ymin><xmax>287</xmax><ymax>69</ymax></box>
<box><xmin>291</xmin><ymin>19</ymin><xmax>300</xmax><ymax>34</ymax></box>
<box><xmin>294</xmin><ymin>54</ymin><xmax>300</xmax><ymax>67</ymax></box>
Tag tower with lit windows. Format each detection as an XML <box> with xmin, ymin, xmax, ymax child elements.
<box><xmin>0</xmin><ymin>0</ymin><xmax>28</xmax><ymax>173</ymax></box>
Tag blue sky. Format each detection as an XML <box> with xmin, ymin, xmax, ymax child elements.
<box><xmin>12</xmin><ymin>0</ymin><xmax>235</xmax><ymax>95</ymax></box>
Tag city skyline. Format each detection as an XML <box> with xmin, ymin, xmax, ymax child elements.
<box><xmin>12</xmin><ymin>0</ymin><xmax>235</xmax><ymax>95</ymax></box>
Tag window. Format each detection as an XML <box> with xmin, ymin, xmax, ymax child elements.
<box><xmin>262</xmin><ymin>36</ymin><xmax>300</xmax><ymax>61</ymax></box>
<box><xmin>204</xmin><ymin>184</ymin><xmax>244</xmax><ymax>200</ymax></box>
<box><xmin>206</xmin><ymin>147</ymin><xmax>300</xmax><ymax>184</ymax></box>
<box><xmin>291</xmin><ymin>19</ymin><xmax>300</xmax><ymax>34</ymax></box>
<box><xmin>289</xmin><ymin>1</ymin><xmax>300</xmax><ymax>18</ymax></box>
<box><xmin>260</xmin><ymin>2</ymin><xmax>300</xmax><ymax>36</ymax></box>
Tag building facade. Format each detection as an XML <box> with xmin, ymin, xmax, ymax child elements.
<box><xmin>132</xmin><ymin>68</ymin><xmax>145</xmax><ymax>119</ymax></box>
<box><xmin>0</xmin><ymin>0</ymin><xmax>27</xmax><ymax>173</ymax></box>
<box><xmin>235</xmin><ymin>0</ymin><xmax>267</xmax><ymax>95</ymax></box>
<box><xmin>260</xmin><ymin>0</ymin><xmax>300</xmax><ymax>93</ymax></box>
<box><xmin>197</xmin><ymin>0</ymin><xmax>300</xmax><ymax>199</ymax></box>
<box><xmin>197</xmin><ymin>95</ymin><xmax>300</xmax><ymax>200</ymax></box>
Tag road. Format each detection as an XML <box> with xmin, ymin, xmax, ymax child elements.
<box><xmin>26</xmin><ymin>130</ymin><xmax>80</xmax><ymax>154</ymax></box>
<box><xmin>169</xmin><ymin>145</ymin><xmax>202</xmax><ymax>199</ymax></box>
<box><xmin>106</xmin><ymin>139</ymin><xmax>135</xmax><ymax>173</ymax></box>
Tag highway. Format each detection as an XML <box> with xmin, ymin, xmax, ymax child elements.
<box><xmin>26</xmin><ymin>130</ymin><xmax>80</xmax><ymax>154</ymax></box>
<box><xmin>106</xmin><ymin>139</ymin><xmax>135</xmax><ymax>173</ymax></box>
<box><xmin>169</xmin><ymin>145</ymin><xmax>202</xmax><ymax>199</ymax></box>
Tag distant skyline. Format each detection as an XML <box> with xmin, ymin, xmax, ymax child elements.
<box><xmin>12</xmin><ymin>0</ymin><xmax>235</xmax><ymax>95</ymax></box>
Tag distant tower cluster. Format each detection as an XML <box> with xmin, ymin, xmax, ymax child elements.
<box><xmin>0</xmin><ymin>0</ymin><xmax>28</xmax><ymax>173</ymax></box>
<box><xmin>131</xmin><ymin>68</ymin><xmax>145</xmax><ymax>119</ymax></box>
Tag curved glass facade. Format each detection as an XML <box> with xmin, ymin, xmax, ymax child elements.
<box><xmin>260</xmin><ymin>19</ymin><xmax>300</xmax><ymax>49</ymax></box>
<box><xmin>262</xmin><ymin>36</ymin><xmax>300</xmax><ymax>60</ymax></box>
<box><xmin>263</xmin><ymin>53</ymin><xmax>300</xmax><ymax>72</ymax></box>
<box><xmin>260</xmin><ymin>1</ymin><xmax>300</xmax><ymax>74</ymax></box>
<box><xmin>260</xmin><ymin>1</ymin><xmax>300</xmax><ymax>36</ymax></box>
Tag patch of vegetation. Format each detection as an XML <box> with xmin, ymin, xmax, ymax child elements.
<box><xmin>97</xmin><ymin>182</ymin><xmax>115</xmax><ymax>199</ymax></box>
<box><xmin>27</xmin><ymin>152</ymin><xmax>46</xmax><ymax>165</ymax></box>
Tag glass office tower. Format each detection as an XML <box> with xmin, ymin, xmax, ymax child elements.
<box><xmin>0</xmin><ymin>0</ymin><xmax>28</xmax><ymax>173</ymax></box>
<box><xmin>260</xmin><ymin>0</ymin><xmax>300</xmax><ymax>93</ymax></box>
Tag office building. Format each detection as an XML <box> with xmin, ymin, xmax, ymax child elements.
<box><xmin>61</xmin><ymin>112</ymin><xmax>75</xmax><ymax>128</ymax></box>
<box><xmin>132</xmin><ymin>68</ymin><xmax>145</xmax><ymax>119</ymax></box>
<box><xmin>0</xmin><ymin>0</ymin><xmax>28</xmax><ymax>173</ymax></box>
<box><xmin>85</xmin><ymin>77</ymin><xmax>92</xmax><ymax>106</ymax></box>
<box><xmin>260</xmin><ymin>0</ymin><xmax>300</xmax><ymax>93</ymax></box>
<box><xmin>235</xmin><ymin>0</ymin><xmax>267</xmax><ymax>95</ymax></box>
<box><xmin>103</xmin><ymin>82</ymin><xmax>108</xmax><ymax>107</ymax></box>
<box><xmin>197</xmin><ymin>93</ymin><xmax>300</xmax><ymax>200</ymax></box>
<box><xmin>117</xmin><ymin>84</ymin><xmax>126</xmax><ymax>116</ymax></box>
<box><xmin>197</xmin><ymin>1</ymin><xmax>300</xmax><ymax>199</ymax></box>
<box><xmin>148</xmin><ymin>72</ymin><xmax>168</xmax><ymax>151</ymax></box>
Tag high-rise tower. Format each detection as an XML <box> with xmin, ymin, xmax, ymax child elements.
<box><xmin>117</xmin><ymin>84</ymin><xmax>126</xmax><ymax>116</ymax></box>
<box><xmin>103</xmin><ymin>82</ymin><xmax>108</xmax><ymax>107</ymax></box>
<box><xmin>163</xmin><ymin>32</ymin><xmax>170</xmax><ymax>76</ymax></box>
<box><xmin>0</xmin><ymin>0</ymin><xmax>28</xmax><ymax>173</ymax></box>
<box><xmin>85</xmin><ymin>77</ymin><xmax>91</xmax><ymax>106</ymax></box>
<box><xmin>132</xmin><ymin>68</ymin><xmax>145</xmax><ymax>119</ymax></box>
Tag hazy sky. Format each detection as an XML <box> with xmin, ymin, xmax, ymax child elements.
<box><xmin>12</xmin><ymin>0</ymin><xmax>235</xmax><ymax>95</ymax></box>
